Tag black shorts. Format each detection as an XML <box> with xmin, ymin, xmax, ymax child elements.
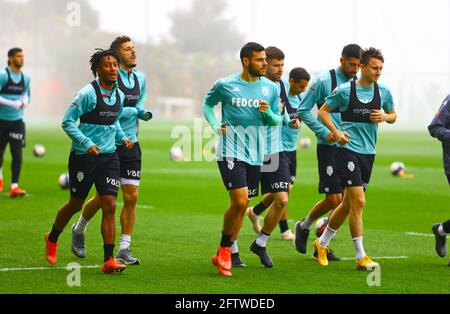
<box><xmin>317</xmin><ymin>144</ymin><xmax>343</xmax><ymax>194</ymax></box>
<box><xmin>261</xmin><ymin>153</ymin><xmax>290</xmax><ymax>194</ymax></box>
<box><xmin>217</xmin><ymin>158</ymin><xmax>261</xmax><ymax>199</ymax></box>
<box><xmin>446</xmin><ymin>173</ymin><xmax>450</xmax><ymax>185</ymax></box>
<box><xmin>68</xmin><ymin>151</ymin><xmax>120</xmax><ymax>199</ymax></box>
<box><xmin>282</xmin><ymin>150</ymin><xmax>297</xmax><ymax>184</ymax></box>
<box><xmin>117</xmin><ymin>142</ymin><xmax>142</xmax><ymax>186</ymax></box>
<box><xmin>336</xmin><ymin>147</ymin><xmax>375</xmax><ymax>190</ymax></box>
<box><xmin>0</xmin><ymin>119</ymin><xmax>25</xmax><ymax>150</ymax></box>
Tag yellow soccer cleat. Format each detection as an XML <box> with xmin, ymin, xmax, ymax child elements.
<box><xmin>313</xmin><ymin>239</ymin><xmax>328</xmax><ymax>266</ymax></box>
<box><xmin>356</xmin><ymin>256</ymin><xmax>379</xmax><ymax>271</ymax></box>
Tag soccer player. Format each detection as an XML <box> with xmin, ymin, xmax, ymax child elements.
<box><xmin>247</xmin><ymin>47</ymin><xmax>307</xmax><ymax>268</ymax></box>
<box><xmin>428</xmin><ymin>94</ymin><xmax>450</xmax><ymax>265</ymax></box>
<box><xmin>294</xmin><ymin>44</ymin><xmax>361</xmax><ymax>260</ymax></box>
<box><xmin>44</xmin><ymin>49</ymin><xmax>134</xmax><ymax>273</ymax></box>
<box><xmin>71</xmin><ymin>36</ymin><xmax>152</xmax><ymax>265</ymax></box>
<box><xmin>315</xmin><ymin>47</ymin><xmax>397</xmax><ymax>270</ymax></box>
<box><xmin>203</xmin><ymin>42</ymin><xmax>281</xmax><ymax>276</ymax></box>
<box><xmin>247</xmin><ymin>48</ymin><xmax>310</xmax><ymax>242</ymax></box>
<box><xmin>0</xmin><ymin>48</ymin><xmax>30</xmax><ymax>198</ymax></box>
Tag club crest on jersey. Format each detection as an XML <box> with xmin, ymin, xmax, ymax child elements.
<box><xmin>347</xmin><ymin>162</ymin><xmax>355</xmax><ymax>172</ymax></box>
<box><xmin>77</xmin><ymin>171</ymin><xmax>84</xmax><ymax>182</ymax></box>
<box><xmin>232</xmin><ymin>87</ymin><xmax>240</xmax><ymax>93</ymax></box>
<box><xmin>261</xmin><ymin>86</ymin><xmax>269</xmax><ymax>97</ymax></box>
<box><xmin>227</xmin><ymin>161</ymin><xmax>235</xmax><ymax>170</ymax></box>
<box><xmin>326</xmin><ymin>166</ymin><xmax>333</xmax><ymax>176</ymax></box>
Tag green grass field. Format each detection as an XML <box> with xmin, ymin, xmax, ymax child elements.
<box><xmin>0</xmin><ymin>121</ymin><xmax>448</xmax><ymax>294</ymax></box>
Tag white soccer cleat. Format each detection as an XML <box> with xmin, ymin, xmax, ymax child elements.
<box><xmin>280</xmin><ymin>229</ymin><xmax>295</xmax><ymax>241</ymax></box>
<box><xmin>247</xmin><ymin>207</ymin><xmax>261</xmax><ymax>234</ymax></box>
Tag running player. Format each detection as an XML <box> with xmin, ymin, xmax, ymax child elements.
<box><xmin>428</xmin><ymin>94</ymin><xmax>450</xmax><ymax>265</ymax></box>
<box><xmin>247</xmin><ymin>48</ymin><xmax>310</xmax><ymax>242</ymax></box>
<box><xmin>44</xmin><ymin>49</ymin><xmax>133</xmax><ymax>273</ymax></box>
<box><xmin>315</xmin><ymin>47</ymin><xmax>397</xmax><ymax>270</ymax></box>
<box><xmin>294</xmin><ymin>44</ymin><xmax>361</xmax><ymax>261</ymax></box>
<box><xmin>71</xmin><ymin>36</ymin><xmax>152</xmax><ymax>265</ymax></box>
<box><xmin>0</xmin><ymin>48</ymin><xmax>30</xmax><ymax>197</ymax></box>
<box><xmin>203</xmin><ymin>42</ymin><xmax>281</xmax><ymax>276</ymax></box>
<box><xmin>247</xmin><ymin>47</ymin><xmax>308</xmax><ymax>268</ymax></box>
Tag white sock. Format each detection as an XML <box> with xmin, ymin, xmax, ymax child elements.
<box><xmin>318</xmin><ymin>226</ymin><xmax>337</xmax><ymax>247</ymax></box>
<box><xmin>120</xmin><ymin>234</ymin><xmax>131</xmax><ymax>250</ymax></box>
<box><xmin>11</xmin><ymin>183</ymin><xmax>18</xmax><ymax>189</ymax></box>
<box><xmin>300</xmin><ymin>215</ymin><xmax>314</xmax><ymax>230</ymax></box>
<box><xmin>353</xmin><ymin>236</ymin><xmax>366</xmax><ymax>260</ymax></box>
<box><xmin>74</xmin><ymin>215</ymin><xmax>88</xmax><ymax>234</ymax></box>
<box><xmin>256</xmin><ymin>232</ymin><xmax>270</xmax><ymax>247</ymax></box>
<box><xmin>438</xmin><ymin>224</ymin><xmax>446</xmax><ymax>236</ymax></box>
<box><xmin>231</xmin><ymin>241</ymin><xmax>238</xmax><ymax>254</ymax></box>
<box><xmin>0</xmin><ymin>167</ymin><xmax>3</xmax><ymax>179</ymax></box>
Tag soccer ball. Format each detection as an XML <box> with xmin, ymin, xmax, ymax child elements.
<box><xmin>298</xmin><ymin>136</ymin><xmax>312</xmax><ymax>149</ymax></box>
<box><xmin>389</xmin><ymin>161</ymin><xmax>405</xmax><ymax>176</ymax></box>
<box><xmin>315</xmin><ymin>217</ymin><xmax>328</xmax><ymax>237</ymax></box>
<box><xmin>170</xmin><ymin>147</ymin><xmax>184</xmax><ymax>161</ymax></box>
<box><xmin>58</xmin><ymin>173</ymin><xmax>70</xmax><ymax>190</ymax></box>
<box><xmin>33</xmin><ymin>144</ymin><xmax>45</xmax><ymax>157</ymax></box>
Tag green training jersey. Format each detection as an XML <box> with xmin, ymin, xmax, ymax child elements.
<box><xmin>297</xmin><ymin>67</ymin><xmax>354</xmax><ymax>145</ymax></box>
<box><xmin>203</xmin><ymin>73</ymin><xmax>281</xmax><ymax>165</ymax></box>
<box><xmin>326</xmin><ymin>81</ymin><xmax>395</xmax><ymax>154</ymax></box>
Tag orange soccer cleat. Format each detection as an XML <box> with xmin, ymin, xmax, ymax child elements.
<box><xmin>216</xmin><ymin>246</ymin><xmax>232</xmax><ymax>277</ymax></box>
<box><xmin>102</xmin><ymin>257</ymin><xmax>126</xmax><ymax>274</ymax></box>
<box><xmin>9</xmin><ymin>186</ymin><xmax>26</xmax><ymax>198</ymax></box>
<box><xmin>0</xmin><ymin>178</ymin><xmax>3</xmax><ymax>192</ymax></box>
<box><xmin>211</xmin><ymin>252</ymin><xmax>219</xmax><ymax>267</ymax></box>
<box><xmin>45</xmin><ymin>232</ymin><xmax>58</xmax><ymax>265</ymax></box>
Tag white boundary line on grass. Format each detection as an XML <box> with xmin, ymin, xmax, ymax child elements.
<box><xmin>0</xmin><ymin>265</ymin><xmax>101</xmax><ymax>272</ymax></box>
<box><xmin>404</xmin><ymin>232</ymin><xmax>438</xmax><ymax>238</ymax></box>
<box><xmin>116</xmin><ymin>202</ymin><xmax>154</xmax><ymax>209</ymax></box>
<box><xmin>339</xmin><ymin>256</ymin><xmax>409</xmax><ymax>261</ymax></box>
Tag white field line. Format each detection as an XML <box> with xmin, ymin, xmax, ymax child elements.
<box><xmin>339</xmin><ymin>256</ymin><xmax>409</xmax><ymax>261</ymax></box>
<box><xmin>404</xmin><ymin>232</ymin><xmax>443</xmax><ymax>238</ymax></box>
<box><xmin>116</xmin><ymin>203</ymin><xmax>154</xmax><ymax>209</ymax></box>
<box><xmin>0</xmin><ymin>265</ymin><xmax>101</xmax><ymax>272</ymax></box>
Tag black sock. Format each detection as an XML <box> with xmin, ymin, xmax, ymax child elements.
<box><xmin>253</xmin><ymin>202</ymin><xmax>267</xmax><ymax>216</ymax></box>
<box><xmin>48</xmin><ymin>225</ymin><xmax>62</xmax><ymax>244</ymax></box>
<box><xmin>103</xmin><ymin>244</ymin><xmax>115</xmax><ymax>262</ymax></box>
<box><xmin>10</xmin><ymin>142</ymin><xmax>22</xmax><ymax>183</ymax></box>
<box><xmin>442</xmin><ymin>220</ymin><xmax>450</xmax><ymax>233</ymax></box>
<box><xmin>220</xmin><ymin>232</ymin><xmax>232</xmax><ymax>247</ymax></box>
<box><xmin>447</xmin><ymin>173</ymin><xmax>450</xmax><ymax>185</ymax></box>
<box><xmin>279</xmin><ymin>219</ymin><xmax>289</xmax><ymax>233</ymax></box>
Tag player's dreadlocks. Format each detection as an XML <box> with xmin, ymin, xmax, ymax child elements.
<box><xmin>89</xmin><ymin>48</ymin><xmax>120</xmax><ymax>77</ymax></box>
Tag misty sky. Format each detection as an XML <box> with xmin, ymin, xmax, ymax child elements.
<box><xmin>88</xmin><ymin>0</ymin><xmax>450</xmax><ymax>75</ymax></box>
<box><xmin>87</xmin><ymin>0</ymin><xmax>450</xmax><ymax>128</ymax></box>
